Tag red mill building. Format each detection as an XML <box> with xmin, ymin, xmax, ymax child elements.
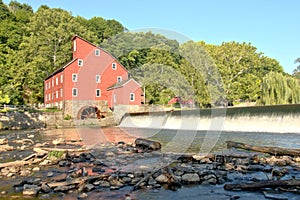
<box><xmin>44</xmin><ymin>36</ymin><xmax>142</xmax><ymax>119</ymax></box>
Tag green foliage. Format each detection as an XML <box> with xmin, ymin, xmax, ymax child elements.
<box><xmin>48</xmin><ymin>150</ymin><xmax>64</xmax><ymax>159</ymax></box>
<box><xmin>293</xmin><ymin>58</ymin><xmax>300</xmax><ymax>80</ymax></box>
<box><xmin>63</xmin><ymin>114</ymin><xmax>72</xmax><ymax>120</ymax></box>
<box><xmin>199</xmin><ymin>41</ymin><xmax>284</xmax><ymax>103</ymax></box>
<box><xmin>0</xmin><ymin>1</ymin><xmax>295</xmax><ymax>107</ymax></box>
<box><xmin>0</xmin><ymin>91</ymin><xmax>10</xmax><ymax>104</ymax></box>
<box><xmin>259</xmin><ymin>72</ymin><xmax>300</xmax><ymax>105</ymax></box>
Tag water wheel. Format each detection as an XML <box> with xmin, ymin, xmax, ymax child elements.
<box><xmin>80</xmin><ymin>106</ymin><xmax>97</xmax><ymax>119</ymax></box>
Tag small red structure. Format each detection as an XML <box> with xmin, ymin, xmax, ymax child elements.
<box><xmin>168</xmin><ymin>97</ymin><xmax>194</xmax><ymax>108</ymax></box>
<box><xmin>168</xmin><ymin>97</ymin><xmax>182</xmax><ymax>105</ymax></box>
<box><xmin>44</xmin><ymin>36</ymin><xmax>142</xmax><ymax>118</ymax></box>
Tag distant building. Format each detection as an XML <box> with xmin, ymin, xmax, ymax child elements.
<box><xmin>44</xmin><ymin>36</ymin><xmax>142</xmax><ymax>119</ymax></box>
<box><xmin>168</xmin><ymin>96</ymin><xmax>194</xmax><ymax>108</ymax></box>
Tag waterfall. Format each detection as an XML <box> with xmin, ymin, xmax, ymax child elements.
<box><xmin>119</xmin><ymin>104</ymin><xmax>300</xmax><ymax>133</ymax></box>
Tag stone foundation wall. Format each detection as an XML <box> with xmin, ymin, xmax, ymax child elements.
<box><xmin>63</xmin><ymin>100</ymin><xmax>111</xmax><ymax>119</ymax></box>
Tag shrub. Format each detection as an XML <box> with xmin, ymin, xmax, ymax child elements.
<box><xmin>63</xmin><ymin>114</ymin><xmax>72</xmax><ymax>120</ymax></box>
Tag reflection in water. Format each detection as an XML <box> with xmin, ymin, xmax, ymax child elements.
<box><xmin>43</xmin><ymin>127</ymin><xmax>300</xmax><ymax>154</ymax></box>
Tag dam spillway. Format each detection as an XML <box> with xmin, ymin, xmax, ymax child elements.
<box><xmin>119</xmin><ymin>104</ymin><xmax>300</xmax><ymax>133</ymax></box>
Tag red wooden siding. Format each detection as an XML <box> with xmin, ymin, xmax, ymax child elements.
<box><xmin>44</xmin><ymin>35</ymin><xmax>142</xmax><ymax>109</ymax></box>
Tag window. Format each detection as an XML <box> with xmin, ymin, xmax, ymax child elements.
<box><xmin>48</xmin><ymin>94</ymin><xmax>51</xmax><ymax>101</ymax></box>
<box><xmin>60</xmin><ymin>89</ymin><xmax>63</xmax><ymax>97</ymax></box>
<box><xmin>95</xmin><ymin>49</ymin><xmax>100</xmax><ymax>56</ymax></box>
<box><xmin>78</xmin><ymin>59</ymin><xmax>83</xmax><ymax>66</ymax></box>
<box><xmin>72</xmin><ymin>88</ymin><xmax>78</xmax><ymax>97</ymax></box>
<box><xmin>112</xmin><ymin>63</ymin><xmax>117</xmax><ymax>70</ymax></box>
<box><xmin>45</xmin><ymin>95</ymin><xmax>48</xmax><ymax>101</ymax></box>
<box><xmin>113</xmin><ymin>94</ymin><xmax>117</xmax><ymax>103</ymax></box>
<box><xmin>73</xmin><ymin>40</ymin><xmax>76</xmax><ymax>51</ymax></box>
<box><xmin>52</xmin><ymin>80</ymin><xmax>54</xmax><ymax>87</ymax></box>
<box><xmin>52</xmin><ymin>93</ymin><xmax>54</xmax><ymax>100</ymax></box>
<box><xmin>61</xmin><ymin>75</ymin><xmax>63</xmax><ymax>83</ymax></box>
<box><xmin>96</xmin><ymin>75</ymin><xmax>101</xmax><ymax>83</ymax></box>
<box><xmin>130</xmin><ymin>93</ymin><xmax>135</xmax><ymax>102</ymax></box>
<box><xmin>117</xmin><ymin>76</ymin><xmax>122</xmax><ymax>83</ymax></box>
<box><xmin>56</xmin><ymin>77</ymin><xmax>58</xmax><ymax>85</ymax></box>
<box><xmin>96</xmin><ymin>89</ymin><xmax>101</xmax><ymax>97</ymax></box>
<box><xmin>72</xmin><ymin>73</ymin><xmax>77</xmax><ymax>82</ymax></box>
<box><xmin>45</xmin><ymin>83</ymin><xmax>48</xmax><ymax>90</ymax></box>
<box><xmin>56</xmin><ymin>91</ymin><xmax>58</xmax><ymax>98</ymax></box>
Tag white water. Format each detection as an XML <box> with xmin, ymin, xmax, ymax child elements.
<box><xmin>119</xmin><ymin>108</ymin><xmax>300</xmax><ymax>133</ymax></box>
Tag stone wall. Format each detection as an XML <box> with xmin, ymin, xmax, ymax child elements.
<box><xmin>0</xmin><ymin>110</ymin><xmax>117</xmax><ymax>130</ymax></box>
<box><xmin>63</xmin><ymin>100</ymin><xmax>111</xmax><ymax>119</ymax></box>
<box><xmin>0</xmin><ymin>111</ymin><xmax>46</xmax><ymax>130</ymax></box>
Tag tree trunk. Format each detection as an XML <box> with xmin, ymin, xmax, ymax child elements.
<box><xmin>224</xmin><ymin>179</ymin><xmax>300</xmax><ymax>191</ymax></box>
<box><xmin>226</xmin><ymin>141</ymin><xmax>300</xmax><ymax>156</ymax></box>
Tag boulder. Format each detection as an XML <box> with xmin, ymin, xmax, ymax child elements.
<box><xmin>155</xmin><ymin>174</ymin><xmax>169</xmax><ymax>183</ymax></box>
<box><xmin>135</xmin><ymin>138</ymin><xmax>161</xmax><ymax>151</ymax></box>
<box><xmin>181</xmin><ymin>173</ymin><xmax>200</xmax><ymax>183</ymax></box>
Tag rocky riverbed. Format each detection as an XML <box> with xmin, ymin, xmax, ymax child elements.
<box><xmin>0</xmin><ymin>129</ymin><xmax>300</xmax><ymax>199</ymax></box>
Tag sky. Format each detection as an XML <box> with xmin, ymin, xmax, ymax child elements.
<box><xmin>3</xmin><ymin>0</ymin><xmax>300</xmax><ymax>74</ymax></box>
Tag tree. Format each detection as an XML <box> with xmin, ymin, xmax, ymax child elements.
<box><xmin>293</xmin><ymin>58</ymin><xmax>300</xmax><ymax>80</ymax></box>
<box><xmin>199</xmin><ymin>41</ymin><xmax>284</xmax><ymax>103</ymax></box>
<box><xmin>260</xmin><ymin>72</ymin><xmax>300</xmax><ymax>105</ymax></box>
<box><xmin>75</xmin><ymin>16</ymin><xmax>126</xmax><ymax>45</ymax></box>
<box><xmin>10</xmin><ymin>6</ymin><xmax>97</xmax><ymax>104</ymax></box>
<box><xmin>0</xmin><ymin>90</ymin><xmax>10</xmax><ymax>104</ymax></box>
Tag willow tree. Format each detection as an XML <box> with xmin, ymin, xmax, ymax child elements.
<box><xmin>260</xmin><ymin>72</ymin><xmax>300</xmax><ymax>105</ymax></box>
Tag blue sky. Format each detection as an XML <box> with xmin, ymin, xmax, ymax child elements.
<box><xmin>3</xmin><ymin>0</ymin><xmax>300</xmax><ymax>74</ymax></box>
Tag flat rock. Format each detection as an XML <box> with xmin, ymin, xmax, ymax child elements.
<box><xmin>51</xmin><ymin>173</ymin><xmax>67</xmax><ymax>182</ymax></box>
<box><xmin>54</xmin><ymin>185</ymin><xmax>75</xmax><ymax>192</ymax></box>
<box><xmin>263</xmin><ymin>191</ymin><xmax>288</xmax><ymax>200</ymax></box>
<box><xmin>181</xmin><ymin>173</ymin><xmax>200</xmax><ymax>183</ymax></box>
<box><xmin>23</xmin><ymin>187</ymin><xmax>41</xmax><ymax>196</ymax></box>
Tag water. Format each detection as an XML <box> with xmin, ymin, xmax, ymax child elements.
<box><xmin>118</xmin><ymin>128</ymin><xmax>300</xmax><ymax>154</ymax></box>
<box><xmin>2</xmin><ymin>127</ymin><xmax>300</xmax><ymax>199</ymax></box>
<box><xmin>120</xmin><ymin>105</ymin><xmax>300</xmax><ymax>133</ymax></box>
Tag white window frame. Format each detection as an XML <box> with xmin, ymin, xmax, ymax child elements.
<box><xmin>78</xmin><ymin>59</ymin><xmax>83</xmax><ymax>66</ymax></box>
<box><xmin>45</xmin><ymin>94</ymin><xmax>48</xmax><ymax>101</ymax></box>
<box><xmin>52</xmin><ymin>79</ymin><xmax>54</xmax><ymax>87</ymax></box>
<box><xmin>45</xmin><ymin>83</ymin><xmax>48</xmax><ymax>90</ymax></box>
<box><xmin>60</xmin><ymin>75</ymin><xmax>63</xmax><ymax>83</ymax></box>
<box><xmin>48</xmin><ymin>94</ymin><xmax>51</xmax><ymax>101</ymax></box>
<box><xmin>96</xmin><ymin>75</ymin><xmax>101</xmax><ymax>83</ymax></box>
<box><xmin>56</xmin><ymin>91</ymin><xmax>58</xmax><ymax>99</ymax></box>
<box><xmin>96</xmin><ymin>89</ymin><xmax>101</xmax><ymax>97</ymax></box>
<box><xmin>73</xmin><ymin>40</ymin><xmax>76</xmax><ymax>51</ymax></box>
<box><xmin>56</xmin><ymin>77</ymin><xmax>58</xmax><ymax>85</ymax></box>
<box><xmin>60</xmin><ymin>88</ymin><xmax>63</xmax><ymax>98</ymax></box>
<box><xmin>95</xmin><ymin>49</ymin><xmax>100</xmax><ymax>56</ymax></box>
<box><xmin>113</xmin><ymin>94</ymin><xmax>117</xmax><ymax>103</ymax></box>
<box><xmin>130</xmin><ymin>93</ymin><xmax>135</xmax><ymax>102</ymax></box>
<box><xmin>72</xmin><ymin>73</ymin><xmax>78</xmax><ymax>82</ymax></box>
<box><xmin>72</xmin><ymin>88</ymin><xmax>78</xmax><ymax>97</ymax></box>
<box><xmin>112</xmin><ymin>62</ymin><xmax>117</xmax><ymax>70</ymax></box>
<box><xmin>117</xmin><ymin>76</ymin><xmax>122</xmax><ymax>83</ymax></box>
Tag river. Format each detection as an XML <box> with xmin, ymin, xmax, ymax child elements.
<box><xmin>2</xmin><ymin>127</ymin><xmax>300</xmax><ymax>199</ymax></box>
